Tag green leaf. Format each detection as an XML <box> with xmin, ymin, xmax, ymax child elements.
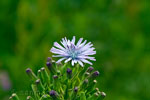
<box><xmin>80</xmin><ymin>92</ymin><xmax>86</xmax><ymax>100</ymax></box>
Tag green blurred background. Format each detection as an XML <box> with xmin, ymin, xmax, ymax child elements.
<box><xmin>0</xmin><ymin>0</ymin><xmax>149</xmax><ymax>100</ymax></box>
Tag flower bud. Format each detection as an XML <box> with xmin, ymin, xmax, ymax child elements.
<box><xmin>94</xmin><ymin>92</ymin><xmax>99</xmax><ymax>97</ymax></box>
<box><xmin>40</xmin><ymin>67</ymin><xmax>50</xmax><ymax>84</ymax></box>
<box><xmin>70</xmin><ymin>86</ymin><xmax>78</xmax><ymax>100</ymax></box>
<box><xmin>67</xmin><ymin>68</ymin><xmax>72</xmax><ymax>74</ymax></box>
<box><xmin>47</xmin><ymin>57</ymin><xmax>52</xmax><ymax>62</ymax></box>
<box><xmin>88</xmin><ymin>87</ymin><xmax>99</xmax><ymax>95</ymax></box>
<box><xmin>35</xmin><ymin>79</ymin><xmax>44</xmax><ymax>92</ymax></box>
<box><xmin>37</xmin><ymin>70</ymin><xmax>41</xmax><ymax>77</ymax></box>
<box><xmin>53</xmin><ymin>75</ymin><xmax>58</xmax><ymax>79</ymax></box>
<box><xmin>27</xmin><ymin>96</ymin><xmax>30</xmax><ymax>100</ymax></box>
<box><xmin>95</xmin><ymin>88</ymin><xmax>99</xmax><ymax>91</ymax></box>
<box><xmin>85</xmin><ymin>72</ymin><xmax>90</xmax><ymax>77</ymax></box>
<box><xmin>84</xmin><ymin>79</ymin><xmax>89</xmax><ymax>84</ymax></box>
<box><xmin>66</xmin><ymin>68</ymin><xmax>72</xmax><ymax>79</ymax></box>
<box><xmin>97</xmin><ymin>92</ymin><xmax>106</xmax><ymax>100</ymax></box>
<box><xmin>9</xmin><ymin>96</ymin><xmax>12</xmax><ymax>100</ymax></box>
<box><xmin>81</xmin><ymin>79</ymin><xmax>88</xmax><ymax>90</ymax></box>
<box><xmin>92</xmin><ymin>71</ymin><xmax>100</xmax><ymax>77</ymax></box>
<box><xmin>35</xmin><ymin>79</ymin><xmax>40</xmax><ymax>84</ymax></box>
<box><xmin>46</xmin><ymin>61</ymin><xmax>56</xmax><ymax>74</ymax></box>
<box><xmin>93</xmin><ymin>80</ymin><xmax>97</xmax><ymax>84</ymax></box>
<box><xmin>53</xmin><ymin>75</ymin><xmax>60</xmax><ymax>91</ymax></box>
<box><xmin>27</xmin><ymin>96</ymin><xmax>34</xmax><ymax>100</ymax></box>
<box><xmin>46</xmin><ymin>62</ymin><xmax>52</xmax><ymax>68</ymax></box>
<box><xmin>87</xmin><ymin>67</ymin><xmax>94</xmax><ymax>73</ymax></box>
<box><xmin>41</xmin><ymin>67</ymin><xmax>45</xmax><ymax>71</ymax></box>
<box><xmin>86</xmin><ymin>80</ymin><xmax>97</xmax><ymax>94</ymax></box>
<box><xmin>56</xmin><ymin>62</ymin><xmax>62</xmax><ymax>67</ymax></box>
<box><xmin>97</xmin><ymin>91</ymin><xmax>101</xmax><ymax>95</ymax></box>
<box><xmin>38</xmin><ymin>70</ymin><xmax>41</xmax><ymax>73</ymax></box>
<box><xmin>49</xmin><ymin>90</ymin><xmax>58</xmax><ymax>98</ymax></box>
<box><xmin>26</xmin><ymin>68</ymin><xmax>37</xmax><ymax>81</ymax></box>
<box><xmin>40</xmin><ymin>94</ymin><xmax>50</xmax><ymax>99</ymax></box>
<box><xmin>100</xmin><ymin>92</ymin><xmax>106</xmax><ymax>98</ymax></box>
<box><xmin>26</xmin><ymin>68</ymin><xmax>31</xmax><ymax>74</ymax></box>
<box><xmin>37</xmin><ymin>70</ymin><xmax>43</xmax><ymax>82</ymax></box>
<box><xmin>11</xmin><ymin>93</ymin><xmax>19</xmax><ymax>100</ymax></box>
<box><xmin>74</xmin><ymin>87</ymin><xmax>78</xmax><ymax>93</ymax></box>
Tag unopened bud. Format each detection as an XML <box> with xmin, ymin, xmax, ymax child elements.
<box><xmin>53</xmin><ymin>75</ymin><xmax>58</xmax><ymax>79</ymax></box>
<box><xmin>27</xmin><ymin>96</ymin><xmax>34</xmax><ymax>100</ymax></box>
<box><xmin>38</xmin><ymin>70</ymin><xmax>41</xmax><ymax>73</ymax></box>
<box><xmin>41</xmin><ymin>67</ymin><xmax>45</xmax><ymax>71</ymax></box>
<box><xmin>47</xmin><ymin>57</ymin><xmax>52</xmax><ymax>62</ymax></box>
<box><xmin>67</xmin><ymin>68</ymin><xmax>72</xmax><ymax>75</ymax></box>
<box><xmin>46</xmin><ymin>62</ymin><xmax>52</xmax><ymax>68</ymax></box>
<box><xmin>35</xmin><ymin>79</ymin><xmax>40</xmax><ymax>84</ymax></box>
<box><xmin>9</xmin><ymin>96</ymin><xmax>12</xmax><ymax>100</ymax></box>
<box><xmin>94</xmin><ymin>92</ymin><xmax>99</xmax><ymax>97</ymax></box>
<box><xmin>26</xmin><ymin>68</ymin><xmax>37</xmax><ymax>81</ymax></box>
<box><xmin>11</xmin><ymin>93</ymin><xmax>19</xmax><ymax>100</ymax></box>
<box><xmin>87</xmin><ymin>67</ymin><xmax>94</xmax><ymax>73</ymax></box>
<box><xmin>49</xmin><ymin>90</ymin><xmax>57</xmax><ymax>98</ymax></box>
<box><xmin>92</xmin><ymin>71</ymin><xmax>100</xmax><ymax>77</ymax></box>
<box><xmin>74</xmin><ymin>87</ymin><xmax>78</xmax><ymax>92</ymax></box>
<box><xmin>101</xmin><ymin>92</ymin><xmax>106</xmax><ymax>98</ymax></box>
<box><xmin>97</xmin><ymin>91</ymin><xmax>101</xmax><ymax>94</ymax></box>
<box><xmin>56</xmin><ymin>62</ymin><xmax>62</xmax><ymax>67</ymax></box>
<box><xmin>35</xmin><ymin>79</ymin><xmax>44</xmax><ymax>92</ymax></box>
<box><xmin>26</xmin><ymin>68</ymin><xmax>31</xmax><ymax>74</ymax></box>
<box><xmin>93</xmin><ymin>80</ymin><xmax>97</xmax><ymax>84</ymax></box>
<box><xmin>84</xmin><ymin>79</ymin><xmax>89</xmax><ymax>84</ymax></box>
<box><xmin>95</xmin><ymin>88</ymin><xmax>99</xmax><ymax>91</ymax></box>
<box><xmin>85</xmin><ymin>72</ymin><xmax>90</xmax><ymax>77</ymax></box>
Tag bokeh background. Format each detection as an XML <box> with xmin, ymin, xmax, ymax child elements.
<box><xmin>0</xmin><ymin>0</ymin><xmax>149</xmax><ymax>100</ymax></box>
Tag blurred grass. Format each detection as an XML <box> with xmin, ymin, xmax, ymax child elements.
<box><xmin>0</xmin><ymin>0</ymin><xmax>150</xmax><ymax>100</ymax></box>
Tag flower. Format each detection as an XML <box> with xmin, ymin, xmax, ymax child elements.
<box><xmin>50</xmin><ymin>36</ymin><xmax>96</xmax><ymax>66</ymax></box>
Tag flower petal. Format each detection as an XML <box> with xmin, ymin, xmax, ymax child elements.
<box><xmin>76</xmin><ymin>38</ymin><xmax>83</xmax><ymax>46</ymax></box>
<box><xmin>50</xmin><ymin>47</ymin><xmax>66</xmax><ymax>55</ymax></box>
<box><xmin>71</xmin><ymin>36</ymin><xmax>76</xmax><ymax>44</ymax></box>
<box><xmin>54</xmin><ymin>42</ymin><xmax>66</xmax><ymax>51</ymax></box>
<box><xmin>56</xmin><ymin>58</ymin><xmax>66</xmax><ymax>63</ymax></box>
<box><xmin>78</xmin><ymin>60</ymin><xmax>83</xmax><ymax>67</ymax></box>
<box><xmin>65</xmin><ymin>58</ymin><xmax>72</xmax><ymax>63</ymax></box>
<box><xmin>72</xmin><ymin>60</ymin><xmax>75</xmax><ymax>66</ymax></box>
<box><xmin>80</xmin><ymin>59</ymin><xmax>93</xmax><ymax>65</ymax></box>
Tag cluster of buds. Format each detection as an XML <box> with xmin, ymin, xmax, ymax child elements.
<box><xmin>9</xmin><ymin>57</ymin><xmax>106</xmax><ymax>100</ymax></box>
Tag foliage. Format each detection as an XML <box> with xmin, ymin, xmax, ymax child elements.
<box><xmin>9</xmin><ymin>57</ymin><xmax>106</xmax><ymax>100</ymax></box>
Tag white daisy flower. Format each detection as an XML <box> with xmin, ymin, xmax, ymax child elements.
<box><xmin>50</xmin><ymin>36</ymin><xmax>96</xmax><ymax>66</ymax></box>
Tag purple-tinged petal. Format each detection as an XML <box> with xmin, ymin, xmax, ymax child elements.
<box><xmin>71</xmin><ymin>36</ymin><xmax>76</xmax><ymax>44</ymax></box>
<box><xmin>65</xmin><ymin>58</ymin><xmax>72</xmax><ymax>63</ymax></box>
<box><xmin>76</xmin><ymin>38</ymin><xmax>83</xmax><ymax>46</ymax></box>
<box><xmin>54</xmin><ymin>42</ymin><xmax>66</xmax><ymax>51</ymax></box>
<box><xmin>81</xmin><ymin>59</ymin><xmax>93</xmax><ymax>65</ymax></box>
<box><xmin>78</xmin><ymin>40</ymin><xmax>87</xmax><ymax>48</ymax></box>
<box><xmin>72</xmin><ymin>60</ymin><xmax>75</xmax><ymax>66</ymax></box>
<box><xmin>56</xmin><ymin>58</ymin><xmax>66</xmax><ymax>63</ymax></box>
<box><xmin>74</xmin><ymin>60</ymin><xmax>77</xmax><ymax>63</ymax></box>
<box><xmin>52</xmin><ymin>55</ymin><xmax>64</xmax><ymax>57</ymax></box>
<box><xmin>78</xmin><ymin>60</ymin><xmax>83</xmax><ymax>67</ymax></box>
<box><xmin>50</xmin><ymin>47</ymin><xmax>66</xmax><ymax>55</ymax></box>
